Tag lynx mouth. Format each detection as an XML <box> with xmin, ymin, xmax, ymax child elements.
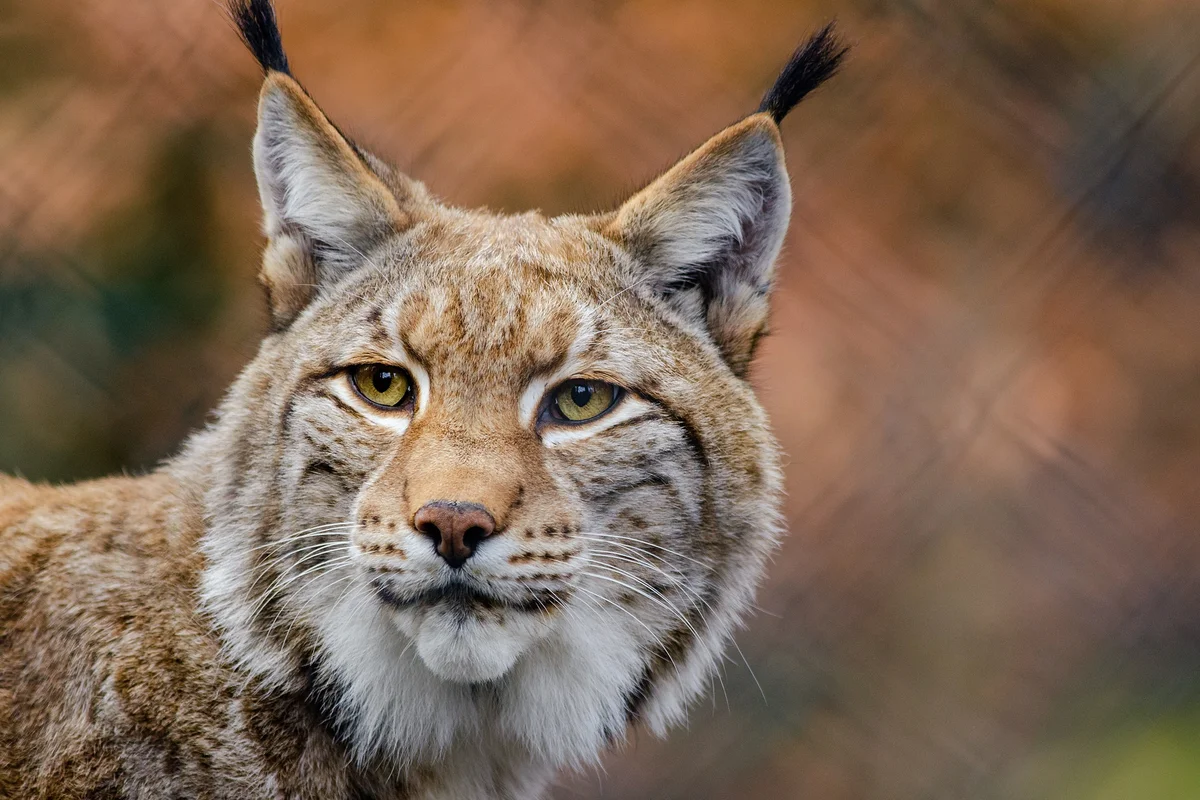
<box><xmin>370</xmin><ymin>577</ymin><xmax>563</xmax><ymax>683</ymax></box>
<box><xmin>372</xmin><ymin>578</ymin><xmax>558</xmax><ymax>615</ymax></box>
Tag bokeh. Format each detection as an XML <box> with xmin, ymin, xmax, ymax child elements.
<box><xmin>2</xmin><ymin>1</ymin><xmax>1199</xmax><ymax>797</ymax></box>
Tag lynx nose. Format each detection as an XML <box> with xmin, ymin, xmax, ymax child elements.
<box><xmin>413</xmin><ymin>501</ymin><xmax>496</xmax><ymax>568</ymax></box>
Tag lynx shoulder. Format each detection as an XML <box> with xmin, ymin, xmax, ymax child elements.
<box><xmin>0</xmin><ymin>2</ymin><xmax>844</xmax><ymax>797</ymax></box>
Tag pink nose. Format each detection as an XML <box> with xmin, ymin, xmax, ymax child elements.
<box><xmin>413</xmin><ymin>501</ymin><xmax>496</xmax><ymax>568</ymax></box>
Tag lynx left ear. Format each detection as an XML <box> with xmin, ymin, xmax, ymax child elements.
<box><xmin>604</xmin><ymin>115</ymin><xmax>791</xmax><ymax>376</ymax></box>
<box><xmin>605</xmin><ymin>25</ymin><xmax>845</xmax><ymax>375</ymax></box>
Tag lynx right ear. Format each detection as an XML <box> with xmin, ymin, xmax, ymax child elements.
<box><xmin>252</xmin><ymin>74</ymin><xmax>413</xmax><ymax>326</ymax></box>
<box><xmin>231</xmin><ymin>0</ymin><xmax>421</xmax><ymax>327</ymax></box>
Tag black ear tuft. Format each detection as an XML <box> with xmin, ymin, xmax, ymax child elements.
<box><xmin>757</xmin><ymin>23</ymin><xmax>848</xmax><ymax>124</ymax></box>
<box><xmin>229</xmin><ymin>0</ymin><xmax>291</xmax><ymax>76</ymax></box>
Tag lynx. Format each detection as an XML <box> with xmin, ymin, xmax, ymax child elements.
<box><xmin>0</xmin><ymin>2</ymin><xmax>844</xmax><ymax>797</ymax></box>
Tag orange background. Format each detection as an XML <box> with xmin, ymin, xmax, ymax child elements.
<box><xmin>2</xmin><ymin>1</ymin><xmax>1199</xmax><ymax>797</ymax></box>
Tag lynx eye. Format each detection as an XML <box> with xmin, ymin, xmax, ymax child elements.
<box><xmin>550</xmin><ymin>379</ymin><xmax>619</xmax><ymax>423</ymax></box>
<box><xmin>350</xmin><ymin>364</ymin><xmax>413</xmax><ymax>409</ymax></box>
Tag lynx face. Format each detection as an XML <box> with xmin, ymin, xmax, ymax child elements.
<box><xmin>197</xmin><ymin>0</ymin><xmax>843</xmax><ymax>774</ymax></box>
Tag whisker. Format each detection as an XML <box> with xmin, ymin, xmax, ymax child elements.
<box><xmin>572</xmin><ymin>532</ymin><xmax>713</xmax><ymax>572</ymax></box>
<box><xmin>275</xmin><ymin>569</ymin><xmax>361</xmax><ymax>645</ymax></box>
<box><xmin>260</xmin><ymin>557</ymin><xmax>358</xmax><ymax>640</ymax></box>
<box><xmin>584</xmin><ymin>549</ymin><xmax>715</xmax><ymax>632</ymax></box>
<box><xmin>324</xmin><ymin>231</ymin><xmax>371</xmax><ymax>263</ymax></box>
<box><xmin>583</xmin><ymin>548</ymin><xmax>689</xmax><ymax>587</ymax></box>
<box><xmin>247</xmin><ymin>538</ymin><xmax>350</xmax><ymax>577</ymax></box>
<box><xmin>577</xmin><ymin>567</ymin><xmax>701</xmax><ymax>642</ymax></box>
<box><xmin>583</xmin><ymin>545</ymin><xmax>758</xmax><ymax>702</ymax></box>
<box><xmin>729</xmin><ymin>635</ymin><xmax>767</xmax><ymax>705</ymax></box>
<box><xmin>244</xmin><ymin>540</ymin><xmax>350</xmax><ymax>599</ymax></box>
<box><xmin>248</xmin><ymin>550</ymin><xmax>353</xmax><ymax>620</ymax></box>
<box><xmin>243</xmin><ymin>522</ymin><xmax>354</xmax><ymax>554</ymax></box>
<box><xmin>568</xmin><ymin>585</ymin><xmax>685</xmax><ymax>685</ymax></box>
<box><xmin>583</xmin><ymin>546</ymin><xmax>715</xmax><ymax>621</ymax></box>
<box><xmin>593</xmin><ymin>549</ymin><xmax>730</xmax><ymax>688</ymax></box>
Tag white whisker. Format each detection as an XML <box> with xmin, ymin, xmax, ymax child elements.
<box><xmin>577</xmin><ymin>567</ymin><xmax>700</xmax><ymax>642</ymax></box>
<box><xmin>243</xmin><ymin>522</ymin><xmax>354</xmax><ymax>554</ymax></box>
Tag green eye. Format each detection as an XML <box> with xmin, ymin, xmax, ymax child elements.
<box><xmin>351</xmin><ymin>365</ymin><xmax>413</xmax><ymax>409</ymax></box>
<box><xmin>551</xmin><ymin>379</ymin><xmax>619</xmax><ymax>423</ymax></box>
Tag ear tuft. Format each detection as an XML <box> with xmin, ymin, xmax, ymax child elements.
<box><xmin>228</xmin><ymin>0</ymin><xmax>291</xmax><ymax>76</ymax></box>
<box><xmin>757</xmin><ymin>22</ymin><xmax>848</xmax><ymax>124</ymax></box>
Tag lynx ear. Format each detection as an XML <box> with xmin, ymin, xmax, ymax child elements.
<box><xmin>231</xmin><ymin>0</ymin><xmax>411</xmax><ymax>326</ymax></box>
<box><xmin>604</xmin><ymin>25</ymin><xmax>845</xmax><ymax>375</ymax></box>
<box><xmin>605</xmin><ymin>115</ymin><xmax>791</xmax><ymax>376</ymax></box>
<box><xmin>252</xmin><ymin>73</ymin><xmax>410</xmax><ymax>327</ymax></box>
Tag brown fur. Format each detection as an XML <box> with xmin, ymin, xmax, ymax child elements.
<box><xmin>0</xmin><ymin>475</ymin><xmax>353</xmax><ymax>798</ymax></box>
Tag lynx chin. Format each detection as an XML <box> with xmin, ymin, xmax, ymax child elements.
<box><xmin>0</xmin><ymin>2</ymin><xmax>845</xmax><ymax>797</ymax></box>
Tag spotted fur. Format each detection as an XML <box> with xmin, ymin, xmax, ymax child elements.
<box><xmin>0</xmin><ymin>5</ymin><xmax>843</xmax><ymax>798</ymax></box>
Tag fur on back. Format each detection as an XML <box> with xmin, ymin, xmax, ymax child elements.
<box><xmin>0</xmin><ymin>3</ymin><xmax>844</xmax><ymax>797</ymax></box>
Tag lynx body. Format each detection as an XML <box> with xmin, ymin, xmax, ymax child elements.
<box><xmin>0</xmin><ymin>3</ymin><xmax>844</xmax><ymax>797</ymax></box>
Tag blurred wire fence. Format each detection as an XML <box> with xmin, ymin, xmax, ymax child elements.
<box><xmin>2</xmin><ymin>1</ymin><xmax>1199</xmax><ymax>798</ymax></box>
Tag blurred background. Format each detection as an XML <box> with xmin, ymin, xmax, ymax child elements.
<box><xmin>2</xmin><ymin>0</ymin><xmax>1199</xmax><ymax>797</ymax></box>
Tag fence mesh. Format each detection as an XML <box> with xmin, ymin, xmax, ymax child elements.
<box><xmin>2</xmin><ymin>1</ymin><xmax>1199</xmax><ymax>797</ymax></box>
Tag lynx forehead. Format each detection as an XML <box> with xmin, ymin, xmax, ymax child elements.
<box><xmin>0</xmin><ymin>1</ymin><xmax>845</xmax><ymax>796</ymax></box>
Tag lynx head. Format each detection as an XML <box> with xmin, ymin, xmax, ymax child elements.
<box><xmin>198</xmin><ymin>0</ymin><xmax>844</xmax><ymax>773</ymax></box>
